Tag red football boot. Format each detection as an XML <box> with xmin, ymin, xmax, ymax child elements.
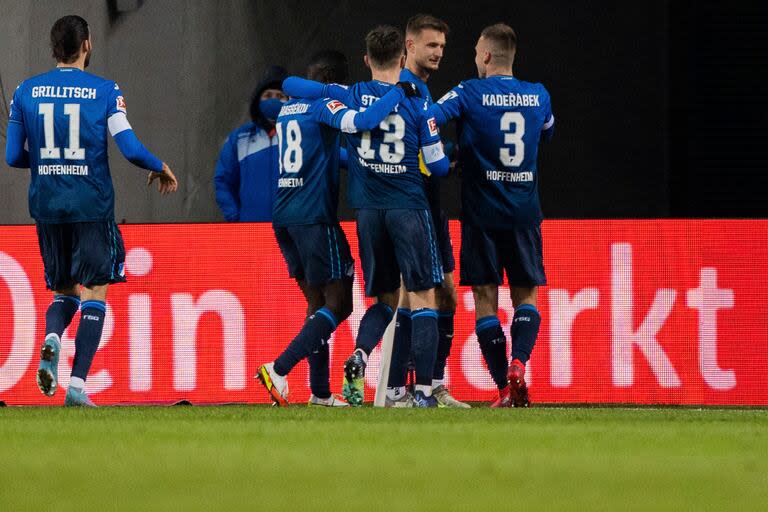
<box><xmin>489</xmin><ymin>385</ymin><xmax>512</xmax><ymax>408</ymax></box>
<box><xmin>508</xmin><ymin>359</ymin><xmax>530</xmax><ymax>407</ymax></box>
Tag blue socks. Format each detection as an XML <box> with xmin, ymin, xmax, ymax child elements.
<box><xmin>387</xmin><ymin>308</ymin><xmax>412</xmax><ymax>388</ymax></box>
<box><xmin>71</xmin><ymin>300</ymin><xmax>106</xmax><ymax>381</ymax></box>
<box><xmin>476</xmin><ymin>316</ymin><xmax>508</xmax><ymax>389</ymax></box>
<box><xmin>411</xmin><ymin>308</ymin><xmax>439</xmax><ymax>386</ymax></box>
<box><xmin>308</xmin><ymin>343</ymin><xmax>330</xmax><ymax>399</ymax></box>
<box><xmin>355</xmin><ymin>302</ymin><xmax>394</xmax><ymax>355</ymax></box>
<box><xmin>274</xmin><ymin>307</ymin><xmax>337</xmax><ymax>376</ymax></box>
<box><xmin>433</xmin><ymin>312</ymin><xmax>454</xmax><ymax>381</ymax></box>
<box><xmin>511</xmin><ymin>305</ymin><xmax>541</xmax><ymax>364</ymax></box>
<box><xmin>45</xmin><ymin>294</ymin><xmax>80</xmax><ymax>338</ymax></box>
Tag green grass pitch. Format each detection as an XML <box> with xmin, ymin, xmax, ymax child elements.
<box><xmin>1</xmin><ymin>406</ymin><xmax>766</xmax><ymax>511</ymax></box>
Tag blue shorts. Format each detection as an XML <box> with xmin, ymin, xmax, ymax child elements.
<box><xmin>36</xmin><ymin>221</ymin><xmax>126</xmax><ymax>290</ymax></box>
<box><xmin>433</xmin><ymin>209</ymin><xmax>456</xmax><ymax>274</ymax></box>
<box><xmin>356</xmin><ymin>208</ymin><xmax>443</xmax><ymax>297</ymax></box>
<box><xmin>274</xmin><ymin>223</ymin><xmax>354</xmax><ymax>287</ymax></box>
<box><xmin>459</xmin><ymin>222</ymin><xmax>546</xmax><ymax>287</ymax></box>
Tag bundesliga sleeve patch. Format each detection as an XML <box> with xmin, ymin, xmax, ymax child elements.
<box><xmin>428</xmin><ymin>117</ymin><xmax>438</xmax><ymax>136</ymax></box>
<box><xmin>326</xmin><ymin>100</ymin><xmax>347</xmax><ymax>114</ymax></box>
<box><xmin>116</xmin><ymin>96</ymin><xmax>127</xmax><ymax>113</ymax></box>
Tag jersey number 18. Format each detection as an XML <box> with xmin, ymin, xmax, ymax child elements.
<box><xmin>276</xmin><ymin>120</ymin><xmax>303</xmax><ymax>173</ymax></box>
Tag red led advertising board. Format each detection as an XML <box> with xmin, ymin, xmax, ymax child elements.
<box><xmin>1</xmin><ymin>220</ymin><xmax>766</xmax><ymax>405</ymax></box>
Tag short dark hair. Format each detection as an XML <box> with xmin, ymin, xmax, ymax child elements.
<box><xmin>365</xmin><ymin>25</ymin><xmax>404</xmax><ymax>68</ymax></box>
<box><xmin>406</xmin><ymin>14</ymin><xmax>450</xmax><ymax>36</ymax></box>
<box><xmin>51</xmin><ymin>15</ymin><xmax>89</xmax><ymax>63</ymax></box>
<box><xmin>480</xmin><ymin>23</ymin><xmax>517</xmax><ymax>65</ymax></box>
<box><xmin>307</xmin><ymin>50</ymin><xmax>349</xmax><ymax>84</ymax></box>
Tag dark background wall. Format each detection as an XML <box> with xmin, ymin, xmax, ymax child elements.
<box><xmin>668</xmin><ymin>0</ymin><xmax>768</xmax><ymax>217</ymax></box>
<box><xmin>0</xmin><ymin>0</ymin><xmax>764</xmax><ymax>223</ymax></box>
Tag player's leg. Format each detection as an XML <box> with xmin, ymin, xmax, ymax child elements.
<box><xmin>298</xmin><ymin>279</ymin><xmax>332</xmax><ymax>405</ymax></box>
<box><xmin>501</xmin><ymin>224</ymin><xmax>546</xmax><ymax>407</ymax></box>
<box><xmin>432</xmin><ymin>272</ymin><xmax>470</xmax><ymax>408</ymax></box>
<box><xmin>35</xmin><ymin>223</ymin><xmax>79</xmax><ymax>396</ymax></box>
<box><xmin>407</xmin><ymin>288</ymin><xmax>440</xmax><ymax>407</ymax></box>
<box><xmin>65</xmin><ymin>283</ymin><xmax>108</xmax><ymax>407</ymax></box>
<box><xmin>343</xmin><ymin>290</ymin><xmax>397</xmax><ymax>406</ymax></box>
<box><xmin>386</xmin><ymin>280</ymin><xmax>413</xmax><ymax>406</ymax></box>
<box><xmin>65</xmin><ymin>221</ymin><xmax>126</xmax><ymax>407</ymax></box>
<box><xmin>390</xmin><ymin>208</ymin><xmax>443</xmax><ymax>408</ymax></box>
<box><xmin>304</xmin><ymin>226</ymin><xmax>354</xmax><ymax>407</ymax></box>
<box><xmin>342</xmin><ymin>209</ymin><xmax>400</xmax><ymax>405</ymax></box>
<box><xmin>308</xmin><ymin>276</ymin><xmax>353</xmax><ymax>407</ymax></box>
<box><xmin>259</xmin><ymin>277</ymin><xmax>325</xmax><ymax>406</ymax></box>
<box><xmin>460</xmin><ymin>222</ymin><xmax>511</xmax><ymax>407</ymax></box>
<box><xmin>429</xmin><ymin>211</ymin><xmax>468</xmax><ymax>406</ymax></box>
<box><xmin>259</xmin><ymin>224</ymin><xmax>349</xmax><ymax>406</ymax></box>
<box><xmin>471</xmin><ymin>284</ymin><xmax>512</xmax><ymax>407</ymax></box>
<box><xmin>257</xmin><ymin>226</ymin><xmax>309</xmax><ymax>404</ymax></box>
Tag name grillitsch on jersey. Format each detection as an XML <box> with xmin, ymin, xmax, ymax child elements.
<box><xmin>31</xmin><ymin>86</ymin><xmax>97</xmax><ymax>99</ymax></box>
<box><xmin>486</xmin><ymin>169</ymin><xmax>533</xmax><ymax>182</ymax></box>
<box><xmin>481</xmin><ymin>93</ymin><xmax>540</xmax><ymax>107</ymax></box>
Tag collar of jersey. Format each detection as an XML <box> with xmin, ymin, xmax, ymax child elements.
<box><xmin>54</xmin><ymin>66</ymin><xmax>82</xmax><ymax>72</ymax></box>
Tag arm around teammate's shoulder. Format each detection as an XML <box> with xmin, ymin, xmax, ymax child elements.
<box><xmin>343</xmin><ymin>86</ymin><xmax>406</xmax><ymax>132</ymax></box>
<box><xmin>283</xmin><ymin>76</ymin><xmax>350</xmax><ymax>103</ymax></box>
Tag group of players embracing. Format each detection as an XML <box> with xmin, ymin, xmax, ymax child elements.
<box><xmin>255</xmin><ymin>14</ymin><xmax>554</xmax><ymax>408</ymax></box>
<box><xmin>6</xmin><ymin>14</ymin><xmax>552</xmax><ymax>408</ymax></box>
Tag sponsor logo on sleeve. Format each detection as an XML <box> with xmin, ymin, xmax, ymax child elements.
<box><xmin>326</xmin><ymin>100</ymin><xmax>346</xmax><ymax>114</ymax></box>
<box><xmin>428</xmin><ymin>117</ymin><xmax>438</xmax><ymax>136</ymax></box>
<box><xmin>116</xmin><ymin>96</ymin><xmax>127</xmax><ymax>113</ymax></box>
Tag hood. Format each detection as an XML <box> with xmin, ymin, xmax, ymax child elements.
<box><xmin>249</xmin><ymin>64</ymin><xmax>288</xmax><ymax>132</ymax></box>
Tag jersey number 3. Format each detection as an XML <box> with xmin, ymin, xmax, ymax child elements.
<box><xmin>38</xmin><ymin>103</ymin><xmax>85</xmax><ymax>160</ymax></box>
<box><xmin>500</xmin><ymin>111</ymin><xmax>525</xmax><ymax>167</ymax></box>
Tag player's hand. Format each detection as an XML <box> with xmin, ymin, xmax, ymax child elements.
<box><xmin>147</xmin><ymin>163</ymin><xmax>178</xmax><ymax>195</ymax></box>
<box><xmin>396</xmin><ymin>81</ymin><xmax>421</xmax><ymax>98</ymax></box>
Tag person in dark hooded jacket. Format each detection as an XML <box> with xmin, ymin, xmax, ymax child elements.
<box><xmin>214</xmin><ymin>65</ymin><xmax>288</xmax><ymax>221</ymax></box>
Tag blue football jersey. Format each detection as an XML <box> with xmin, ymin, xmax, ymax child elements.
<box><xmin>399</xmin><ymin>68</ymin><xmax>433</xmax><ymax>104</ymax></box>
<box><xmin>433</xmin><ymin>76</ymin><xmax>554</xmax><ymax>228</ymax></box>
<box><xmin>272</xmin><ymin>97</ymin><xmax>353</xmax><ymax>226</ymax></box>
<box><xmin>335</xmin><ymin>81</ymin><xmax>442</xmax><ymax>210</ymax></box>
<box><xmin>9</xmin><ymin>67</ymin><xmax>128</xmax><ymax>223</ymax></box>
<box><xmin>399</xmin><ymin>67</ymin><xmax>444</xmax><ymax>210</ymax></box>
